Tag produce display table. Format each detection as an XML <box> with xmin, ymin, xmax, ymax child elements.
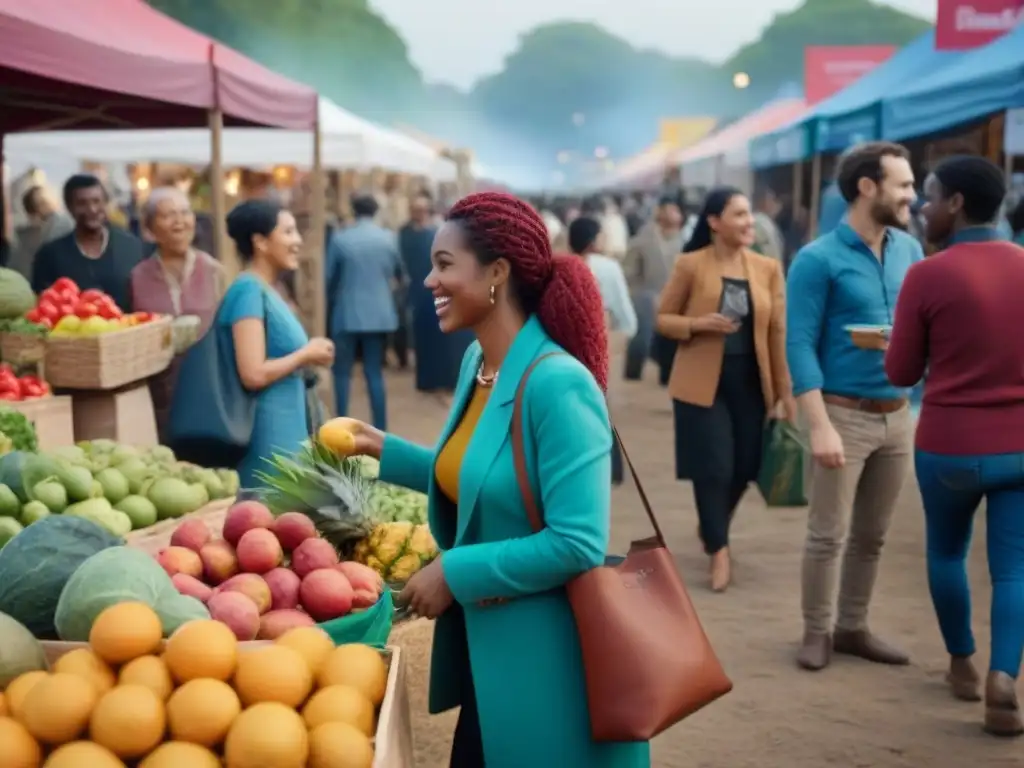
<box><xmin>40</xmin><ymin>640</ymin><xmax>415</xmax><ymax>767</ymax></box>
<box><xmin>123</xmin><ymin>498</ymin><xmax>234</xmax><ymax>553</ymax></box>
<box><xmin>4</xmin><ymin>396</ymin><xmax>74</xmax><ymax>449</ymax></box>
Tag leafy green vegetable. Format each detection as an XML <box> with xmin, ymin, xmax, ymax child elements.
<box><xmin>0</xmin><ymin>409</ymin><xmax>37</xmax><ymax>453</ymax></box>
<box><xmin>0</xmin><ymin>318</ymin><xmax>48</xmax><ymax>336</ymax></box>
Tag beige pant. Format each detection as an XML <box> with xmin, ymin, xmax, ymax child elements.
<box><xmin>801</xmin><ymin>403</ymin><xmax>913</xmax><ymax>634</ymax></box>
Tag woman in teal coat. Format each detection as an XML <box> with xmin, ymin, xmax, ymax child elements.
<box><xmin>349</xmin><ymin>192</ymin><xmax>650</xmax><ymax>767</ymax></box>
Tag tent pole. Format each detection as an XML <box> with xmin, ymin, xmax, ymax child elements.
<box><xmin>792</xmin><ymin>160</ymin><xmax>804</xmax><ymax>216</ymax></box>
<box><xmin>309</xmin><ymin>105</ymin><xmax>327</xmax><ymax>338</ymax></box>
<box><xmin>808</xmin><ymin>153</ymin><xmax>822</xmax><ymax>240</ymax></box>
<box><xmin>208</xmin><ymin>107</ymin><xmax>229</xmax><ymax>268</ymax></box>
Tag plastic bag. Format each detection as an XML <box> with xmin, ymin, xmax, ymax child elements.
<box><xmin>318</xmin><ymin>588</ymin><xmax>394</xmax><ymax>648</ymax></box>
<box><xmin>757</xmin><ymin>421</ymin><xmax>808</xmax><ymax>507</ymax></box>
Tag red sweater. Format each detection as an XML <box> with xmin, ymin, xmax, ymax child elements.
<box><xmin>886</xmin><ymin>237</ymin><xmax>1024</xmax><ymax>455</ymax></box>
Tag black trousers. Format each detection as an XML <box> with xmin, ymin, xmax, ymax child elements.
<box><xmin>673</xmin><ymin>354</ymin><xmax>766</xmax><ymax>554</ymax></box>
<box><xmin>450</xmin><ymin>666</ymin><xmax>485</xmax><ymax>767</ymax></box>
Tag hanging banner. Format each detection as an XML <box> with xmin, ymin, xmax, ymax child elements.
<box><xmin>804</xmin><ymin>46</ymin><xmax>897</xmax><ymax>105</ymax></box>
<box><xmin>935</xmin><ymin>0</ymin><xmax>1024</xmax><ymax>50</ymax></box>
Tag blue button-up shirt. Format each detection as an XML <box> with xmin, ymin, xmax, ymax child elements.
<box><xmin>786</xmin><ymin>222</ymin><xmax>924</xmax><ymax>400</ymax></box>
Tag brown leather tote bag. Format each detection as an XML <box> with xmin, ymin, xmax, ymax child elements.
<box><xmin>511</xmin><ymin>354</ymin><xmax>733</xmax><ymax>742</ymax></box>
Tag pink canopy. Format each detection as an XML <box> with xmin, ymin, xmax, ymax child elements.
<box><xmin>0</xmin><ymin>0</ymin><xmax>317</xmax><ymax>133</ymax></box>
<box><xmin>675</xmin><ymin>99</ymin><xmax>808</xmax><ymax>165</ymax></box>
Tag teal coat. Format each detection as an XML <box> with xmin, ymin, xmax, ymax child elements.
<box><xmin>380</xmin><ymin>317</ymin><xmax>650</xmax><ymax>768</ymax></box>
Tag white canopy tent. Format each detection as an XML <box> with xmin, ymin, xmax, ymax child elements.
<box><xmin>4</xmin><ymin>97</ymin><xmax>457</xmax><ymax>181</ymax></box>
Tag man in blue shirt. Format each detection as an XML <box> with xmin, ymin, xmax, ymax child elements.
<box><xmin>787</xmin><ymin>142</ymin><xmax>924</xmax><ymax>672</ymax></box>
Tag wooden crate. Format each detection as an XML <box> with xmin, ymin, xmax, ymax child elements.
<box><xmin>44</xmin><ymin>316</ymin><xmax>174</xmax><ymax>390</ymax></box>
<box><xmin>40</xmin><ymin>642</ymin><xmax>414</xmax><ymax>767</ymax></box>
<box><xmin>4</xmin><ymin>395</ymin><xmax>74</xmax><ymax>449</ymax></box>
<box><xmin>69</xmin><ymin>382</ymin><xmax>158</xmax><ymax>447</ymax></box>
<box><xmin>0</xmin><ymin>332</ymin><xmax>46</xmax><ymax>365</ymax></box>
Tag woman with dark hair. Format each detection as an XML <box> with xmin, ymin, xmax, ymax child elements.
<box><xmin>886</xmin><ymin>156</ymin><xmax>1024</xmax><ymax>736</ymax></box>
<box><xmin>657</xmin><ymin>186</ymin><xmax>794</xmax><ymax>592</ymax></box>
<box><xmin>221</xmin><ymin>200</ymin><xmax>335</xmax><ymax>487</ymax></box>
<box><xmin>338</xmin><ymin>192</ymin><xmax>648</xmax><ymax>766</ymax></box>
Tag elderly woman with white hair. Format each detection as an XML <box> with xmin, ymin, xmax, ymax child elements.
<box><xmin>130</xmin><ymin>186</ymin><xmax>226</xmax><ymax>440</ymax></box>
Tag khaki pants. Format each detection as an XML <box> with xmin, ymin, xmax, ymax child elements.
<box><xmin>801</xmin><ymin>403</ymin><xmax>913</xmax><ymax>634</ymax></box>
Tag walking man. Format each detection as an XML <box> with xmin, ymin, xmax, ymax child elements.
<box><xmin>786</xmin><ymin>142</ymin><xmax>923</xmax><ymax>671</ymax></box>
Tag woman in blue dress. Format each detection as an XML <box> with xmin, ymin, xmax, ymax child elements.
<box><xmin>221</xmin><ymin>200</ymin><xmax>336</xmax><ymax>488</ymax></box>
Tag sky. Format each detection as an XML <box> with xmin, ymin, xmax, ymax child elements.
<box><xmin>370</xmin><ymin>0</ymin><xmax>937</xmax><ymax>90</ymax></box>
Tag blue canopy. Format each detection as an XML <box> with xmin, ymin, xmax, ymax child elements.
<box><xmin>883</xmin><ymin>23</ymin><xmax>1024</xmax><ymax>141</ymax></box>
<box><xmin>750</xmin><ymin>31</ymin><xmax>965</xmax><ymax>168</ymax></box>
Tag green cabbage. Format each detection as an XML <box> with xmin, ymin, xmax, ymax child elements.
<box><xmin>54</xmin><ymin>546</ymin><xmax>208</xmax><ymax>641</ymax></box>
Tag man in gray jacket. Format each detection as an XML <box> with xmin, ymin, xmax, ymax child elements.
<box><xmin>326</xmin><ymin>194</ymin><xmax>404</xmax><ymax>430</ymax></box>
<box><xmin>622</xmin><ymin>195</ymin><xmax>684</xmax><ymax>382</ymax></box>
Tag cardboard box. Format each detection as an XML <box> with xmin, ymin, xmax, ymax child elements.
<box><xmin>67</xmin><ymin>382</ymin><xmax>158</xmax><ymax>447</ymax></box>
<box><xmin>5</xmin><ymin>395</ymin><xmax>75</xmax><ymax>449</ymax></box>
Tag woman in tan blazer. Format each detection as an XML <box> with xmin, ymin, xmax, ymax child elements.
<box><xmin>657</xmin><ymin>187</ymin><xmax>795</xmax><ymax>592</ymax></box>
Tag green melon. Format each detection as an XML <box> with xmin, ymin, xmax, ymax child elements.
<box><xmin>0</xmin><ymin>611</ymin><xmax>48</xmax><ymax>689</ymax></box>
<box><xmin>0</xmin><ymin>515</ymin><xmax>121</xmax><ymax>639</ymax></box>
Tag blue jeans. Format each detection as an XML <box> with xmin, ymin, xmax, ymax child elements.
<box><xmin>332</xmin><ymin>332</ymin><xmax>388</xmax><ymax>430</ymax></box>
<box><xmin>915</xmin><ymin>449</ymin><xmax>1024</xmax><ymax>676</ymax></box>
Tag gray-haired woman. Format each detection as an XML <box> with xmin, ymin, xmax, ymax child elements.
<box><xmin>130</xmin><ymin>187</ymin><xmax>226</xmax><ymax>440</ymax></box>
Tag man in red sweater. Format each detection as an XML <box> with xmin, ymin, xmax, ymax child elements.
<box><xmin>885</xmin><ymin>155</ymin><xmax>1024</xmax><ymax>737</ymax></box>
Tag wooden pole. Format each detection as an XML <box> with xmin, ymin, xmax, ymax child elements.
<box><xmin>208</xmin><ymin>107</ymin><xmax>228</xmax><ymax>266</ymax></box>
<box><xmin>308</xmin><ymin>105</ymin><xmax>327</xmax><ymax>338</ymax></box>
<box><xmin>808</xmin><ymin>153</ymin><xmax>822</xmax><ymax>240</ymax></box>
<box><xmin>792</xmin><ymin>160</ymin><xmax>804</xmax><ymax>214</ymax></box>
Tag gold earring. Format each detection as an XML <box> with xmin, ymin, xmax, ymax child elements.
<box><xmin>489</xmin><ymin>285</ymin><xmax>496</xmax><ymax>305</ymax></box>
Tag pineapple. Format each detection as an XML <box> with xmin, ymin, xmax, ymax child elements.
<box><xmin>256</xmin><ymin>442</ymin><xmax>437</xmax><ymax>583</ymax></box>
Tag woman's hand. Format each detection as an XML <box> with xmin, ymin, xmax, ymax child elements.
<box><xmin>301</xmin><ymin>337</ymin><xmax>336</xmax><ymax>366</ymax></box>
<box><xmin>398</xmin><ymin>557</ymin><xmax>453</xmax><ymax>620</ymax></box>
<box><xmin>775</xmin><ymin>395</ymin><xmax>798</xmax><ymax>425</ymax></box>
<box><xmin>692</xmin><ymin>313</ymin><xmax>740</xmax><ymax>335</ymax></box>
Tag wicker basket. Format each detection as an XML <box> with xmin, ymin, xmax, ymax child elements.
<box><xmin>0</xmin><ymin>332</ymin><xmax>46</xmax><ymax>365</ymax></box>
<box><xmin>44</xmin><ymin>316</ymin><xmax>174</xmax><ymax>390</ymax></box>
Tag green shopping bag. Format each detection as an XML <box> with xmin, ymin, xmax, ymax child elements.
<box><xmin>757</xmin><ymin>420</ymin><xmax>808</xmax><ymax>507</ymax></box>
<box><xmin>318</xmin><ymin>588</ymin><xmax>394</xmax><ymax>648</ymax></box>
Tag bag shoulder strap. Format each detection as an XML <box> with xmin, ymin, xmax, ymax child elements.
<box><xmin>510</xmin><ymin>352</ymin><xmax>666</xmax><ymax>545</ymax></box>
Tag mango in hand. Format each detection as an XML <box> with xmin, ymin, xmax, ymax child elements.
<box><xmin>318</xmin><ymin>417</ymin><xmax>361</xmax><ymax>456</ymax></box>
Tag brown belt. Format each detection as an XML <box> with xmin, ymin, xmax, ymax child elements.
<box><xmin>823</xmin><ymin>393</ymin><xmax>907</xmax><ymax>414</ymax></box>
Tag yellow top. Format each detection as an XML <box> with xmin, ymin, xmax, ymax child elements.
<box><xmin>435</xmin><ymin>386</ymin><xmax>492</xmax><ymax>503</ymax></box>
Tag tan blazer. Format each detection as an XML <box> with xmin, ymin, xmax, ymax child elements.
<box><xmin>656</xmin><ymin>247</ymin><xmax>791</xmax><ymax>409</ymax></box>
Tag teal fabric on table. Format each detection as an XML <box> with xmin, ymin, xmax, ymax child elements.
<box><xmin>379</xmin><ymin>316</ymin><xmax>650</xmax><ymax>768</ymax></box>
<box><xmin>219</xmin><ymin>273</ymin><xmax>309</xmax><ymax>489</ymax></box>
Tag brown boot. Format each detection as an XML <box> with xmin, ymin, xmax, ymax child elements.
<box><xmin>796</xmin><ymin>631</ymin><xmax>832</xmax><ymax>671</ymax></box>
<box><xmin>709</xmin><ymin>549</ymin><xmax>731</xmax><ymax>593</ymax></box>
<box><xmin>946</xmin><ymin>656</ymin><xmax>981</xmax><ymax>702</ymax></box>
<box><xmin>984</xmin><ymin>671</ymin><xmax>1023</xmax><ymax>737</ymax></box>
<box><xmin>833</xmin><ymin>629</ymin><xmax>910</xmax><ymax>665</ymax></box>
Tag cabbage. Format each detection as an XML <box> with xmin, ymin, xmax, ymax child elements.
<box><xmin>53</xmin><ymin>547</ymin><xmax>207</xmax><ymax>641</ymax></box>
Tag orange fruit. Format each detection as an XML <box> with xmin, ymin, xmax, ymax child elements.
<box><xmin>309</xmin><ymin>721</ymin><xmax>375</xmax><ymax>768</ymax></box>
<box><xmin>140</xmin><ymin>742</ymin><xmax>221</xmax><ymax>768</ymax></box>
<box><xmin>163</xmin><ymin>619</ymin><xmax>238</xmax><ymax>683</ymax></box>
<box><xmin>89</xmin><ymin>685</ymin><xmax>166</xmax><ymax>759</ymax></box>
<box><xmin>52</xmin><ymin>648</ymin><xmax>116</xmax><ymax>695</ymax></box>
<box><xmin>117</xmin><ymin>655</ymin><xmax>173</xmax><ymax>701</ymax></box>
<box><xmin>224</xmin><ymin>702</ymin><xmax>308</xmax><ymax>768</ymax></box>
<box><xmin>318</xmin><ymin>418</ymin><xmax>359</xmax><ymax>455</ymax></box>
<box><xmin>5</xmin><ymin>671</ymin><xmax>48</xmax><ymax>721</ymax></box>
<box><xmin>166</xmin><ymin>678</ymin><xmax>241</xmax><ymax>748</ymax></box>
<box><xmin>233</xmin><ymin>645</ymin><xmax>312</xmax><ymax>708</ymax></box>
<box><xmin>89</xmin><ymin>602</ymin><xmax>163</xmax><ymax>665</ymax></box>
<box><xmin>0</xmin><ymin>716</ymin><xmax>43</xmax><ymax>768</ymax></box>
<box><xmin>316</xmin><ymin>644</ymin><xmax>388</xmax><ymax>706</ymax></box>
<box><xmin>21</xmin><ymin>673</ymin><xmax>97</xmax><ymax>745</ymax></box>
<box><xmin>42</xmin><ymin>741</ymin><xmax>125</xmax><ymax>767</ymax></box>
<box><xmin>275</xmin><ymin>626</ymin><xmax>334</xmax><ymax>675</ymax></box>
<box><xmin>0</xmin><ymin>692</ymin><xmax>8</xmax><ymax>717</ymax></box>
<box><xmin>302</xmin><ymin>685</ymin><xmax>375</xmax><ymax>736</ymax></box>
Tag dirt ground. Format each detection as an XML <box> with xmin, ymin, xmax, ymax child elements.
<box><xmin>344</xmin><ymin>360</ymin><xmax>1024</xmax><ymax>768</ymax></box>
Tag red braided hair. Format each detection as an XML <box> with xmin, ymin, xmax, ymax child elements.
<box><xmin>446</xmin><ymin>192</ymin><xmax>609</xmax><ymax>391</ymax></box>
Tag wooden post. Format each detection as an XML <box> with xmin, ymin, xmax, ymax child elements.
<box><xmin>208</xmin><ymin>107</ymin><xmax>228</xmax><ymax>265</ymax></box>
<box><xmin>808</xmin><ymin>153</ymin><xmax>822</xmax><ymax>240</ymax></box>
<box><xmin>307</xmin><ymin>105</ymin><xmax>327</xmax><ymax>338</ymax></box>
<box><xmin>792</xmin><ymin>160</ymin><xmax>804</xmax><ymax>213</ymax></box>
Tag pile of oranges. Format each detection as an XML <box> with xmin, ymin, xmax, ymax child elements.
<box><xmin>0</xmin><ymin>601</ymin><xmax>387</xmax><ymax>767</ymax></box>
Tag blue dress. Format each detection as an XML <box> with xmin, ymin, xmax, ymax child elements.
<box><xmin>219</xmin><ymin>274</ymin><xmax>309</xmax><ymax>489</ymax></box>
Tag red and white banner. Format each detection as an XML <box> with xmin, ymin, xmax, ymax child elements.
<box><xmin>935</xmin><ymin>0</ymin><xmax>1024</xmax><ymax>50</ymax></box>
<box><xmin>803</xmin><ymin>46</ymin><xmax>897</xmax><ymax>105</ymax></box>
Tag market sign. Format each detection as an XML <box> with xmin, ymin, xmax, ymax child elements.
<box><xmin>804</xmin><ymin>46</ymin><xmax>897</xmax><ymax>105</ymax></box>
<box><xmin>935</xmin><ymin>0</ymin><xmax>1024</xmax><ymax>50</ymax></box>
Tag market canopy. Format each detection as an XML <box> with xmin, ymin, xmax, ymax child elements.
<box><xmin>883</xmin><ymin>23</ymin><xmax>1024</xmax><ymax>142</ymax></box>
<box><xmin>0</xmin><ymin>0</ymin><xmax>317</xmax><ymax>133</ymax></box>
<box><xmin>4</xmin><ymin>98</ymin><xmax>457</xmax><ymax>181</ymax></box>
<box><xmin>748</xmin><ymin>31</ymin><xmax>966</xmax><ymax>169</ymax></box>
<box><xmin>675</xmin><ymin>98</ymin><xmax>807</xmax><ymax>167</ymax></box>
